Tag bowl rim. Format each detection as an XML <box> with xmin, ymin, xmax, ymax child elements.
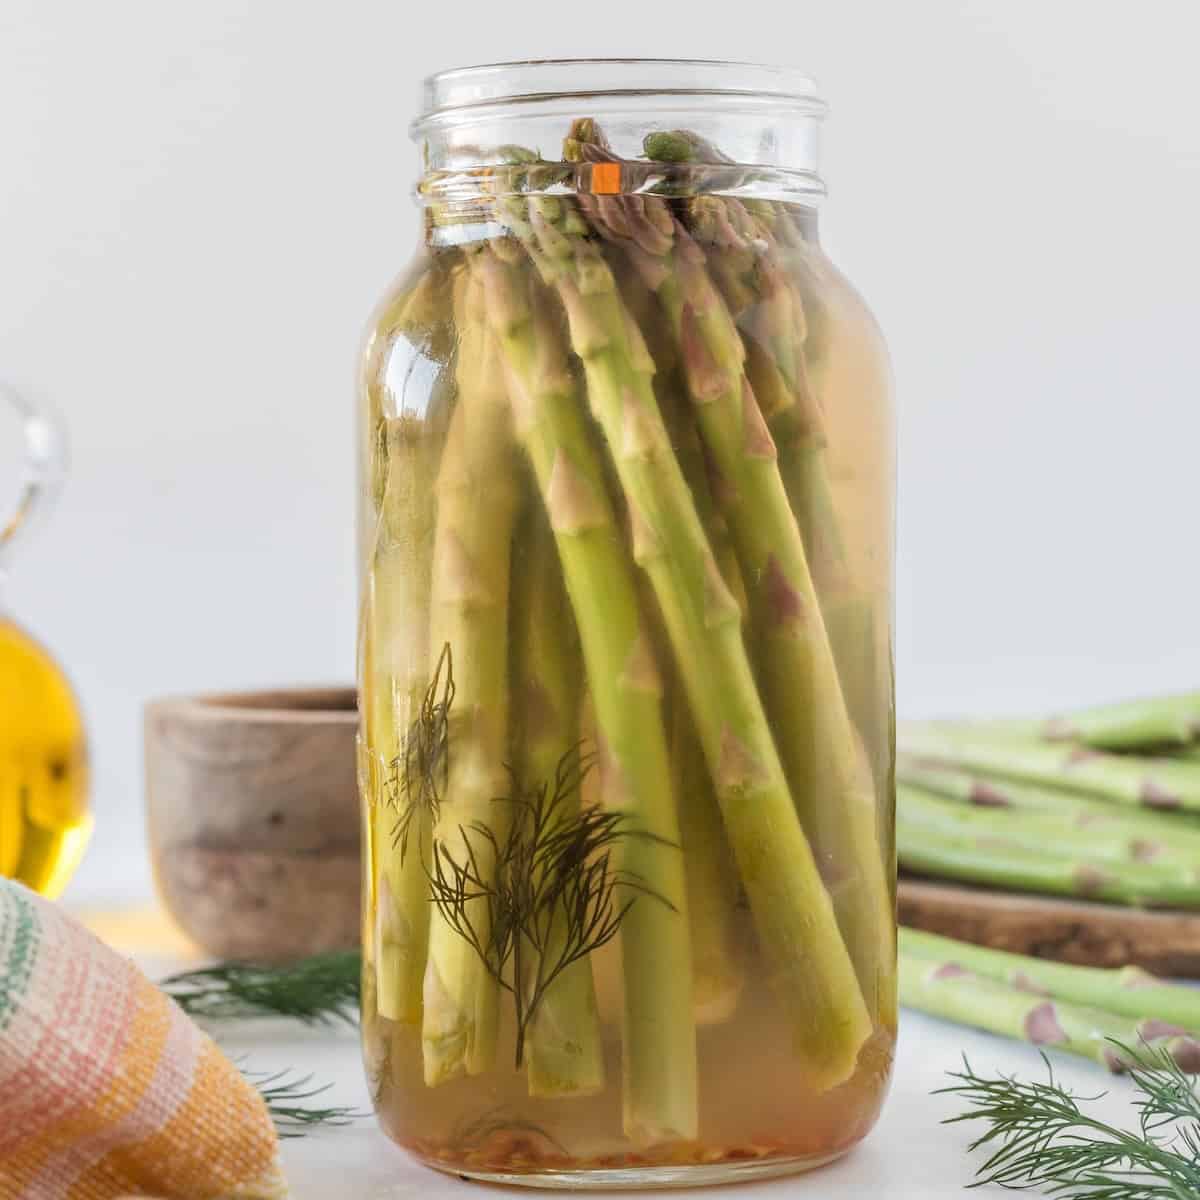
<box><xmin>144</xmin><ymin>685</ymin><xmax>359</xmax><ymax>725</ymax></box>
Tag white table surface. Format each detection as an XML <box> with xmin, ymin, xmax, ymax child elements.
<box><xmin>93</xmin><ymin>910</ymin><xmax>1147</xmax><ymax>1200</ymax></box>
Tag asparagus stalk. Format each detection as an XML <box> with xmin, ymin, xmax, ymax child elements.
<box><xmin>1038</xmin><ymin>692</ymin><xmax>1200</xmax><ymax>751</ymax></box>
<box><xmin>899</xmin><ymin>783</ymin><xmax>1200</xmax><ymax>872</ymax></box>
<box><xmin>899</xmin><ymin>951</ymin><xmax>1200</xmax><ymax>1074</ymax></box>
<box><xmin>364</xmin><ymin>417</ymin><xmax>437</xmax><ymax>1025</ymax></box>
<box><xmin>475</xmin><ymin>244</ymin><xmax>698</xmax><ymax>1142</ymax></box>
<box><xmin>672</xmin><ymin>691</ymin><xmax>745</xmax><ymax>1026</ymax></box>
<box><xmin>503</xmin><ymin>191</ymin><xmax>873</xmax><ymax>1088</ymax></box>
<box><xmin>421</xmin><ymin>272</ymin><xmax>521</xmax><ymax>1085</ymax></box>
<box><xmin>900</xmin><ymin>722</ymin><xmax>1200</xmax><ymax>812</ymax></box>
<box><xmin>898</xmin><ymin>757</ymin><xmax>1200</xmax><ymax>844</ymax></box>
<box><xmin>588</xmin><ymin>192</ymin><xmax>891</xmax><ymax>1014</ymax></box>
<box><xmin>901</xmin><ymin>928</ymin><xmax>1200</xmax><ymax>1031</ymax></box>
<box><xmin>897</xmin><ymin>818</ymin><xmax>1200</xmax><ymax>909</ymax></box>
<box><xmin>644</xmin><ymin>132</ymin><xmax>887</xmax><ymax>759</ymax></box>
<box><xmin>509</xmin><ymin>499</ymin><xmax>606</xmax><ymax>1098</ymax></box>
<box><xmin>359</xmin><ymin>267</ymin><xmax>455</xmax><ymax>1025</ymax></box>
<box><xmin>566</xmin><ymin>130</ymin><xmax>891</xmax><ymax>996</ymax></box>
<box><xmin>898</xmin><ymin>755</ymin><xmax>1084</xmax><ymax>811</ymax></box>
<box><xmin>654</xmin><ymin>297</ymin><xmax>746</xmax><ymax>1024</ymax></box>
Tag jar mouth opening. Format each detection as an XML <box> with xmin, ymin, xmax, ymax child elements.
<box><xmin>413</xmin><ymin>58</ymin><xmax>826</xmax><ymax>137</ymax></box>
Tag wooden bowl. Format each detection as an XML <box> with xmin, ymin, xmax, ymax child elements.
<box><xmin>144</xmin><ymin>687</ymin><xmax>360</xmax><ymax>962</ymax></box>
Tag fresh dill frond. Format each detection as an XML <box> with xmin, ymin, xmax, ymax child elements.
<box><xmin>391</xmin><ymin>640</ymin><xmax>455</xmax><ymax>860</ymax></box>
<box><xmin>246</xmin><ymin>1068</ymin><xmax>363</xmax><ymax>1139</ymax></box>
<box><xmin>939</xmin><ymin>1044</ymin><xmax>1200</xmax><ymax>1198</ymax></box>
<box><xmin>427</xmin><ymin>741</ymin><xmax>675</xmax><ymax>1067</ymax></box>
<box><xmin>160</xmin><ymin>950</ymin><xmax>361</xmax><ymax>1026</ymax></box>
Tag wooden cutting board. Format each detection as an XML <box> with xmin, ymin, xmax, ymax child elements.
<box><xmin>899</xmin><ymin>875</ymin><xmax>1200</xmax><ymax>977</ymax></box>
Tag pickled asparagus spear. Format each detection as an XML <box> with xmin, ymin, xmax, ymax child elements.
<box><xmin>901</xmin><ymin>928</ymin><xmax>1200</xmax><ymax>1031</ymax></box>
<box><xmin>899</xmin><ymin>952</ymin><xmax>1200</xmax><ymax>1074</ymax></box>
<box><xmin>671</xmin><ymin>691</ymin><xmax>745</xmax><ymax>1026</ymax></box>
<box><xmin>900</xmin><ymin>722</ymin><xmax>1200</xmax><ymax>812</ymax></box>
<box><xmin>364</xmin><ymin>417</ymin><xmax>436</xmax><ymax>1025</ymax></box>
<box><xmin>360</xmin><ymin>268</ymin><xmax>454</xmax><ymax>1025</ymax></box>
<box><xmin>421</xmin><ymin>273</ymin><xmax>521</xmax><ymax>1085</ymax></box>
<box><xmin>500</xmin><ymin>193</ymin><xmax>873</xmax><ymax>1090</ymax></box>
<box><xmin>629</xmin><ymin>260</ymin><xmax>745</xmax><ymax>1024</ymax></box>
<box><xmin>644</xmin><ymin>131</ymin><xmax>887</xmax><ymax>758</ymax></box>
<box><xmin>559</xmin><ymin>156</ymin><xmax>889</xmax><ymax>1014</ymax></box>
<box><xmin>475</xmin><ymin>243</ymin><xmax>698</xmax><ymax>1142</ymax></box>
<box><xmin>510</xmin><ymin>502</ymin><xmax>605</xmax><ymax>1098</ymax></box>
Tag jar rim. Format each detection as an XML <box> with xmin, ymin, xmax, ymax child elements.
<box><xmin>413</xmin><ymin>58</ymin><xmax>826</xmax><ymax>137</ymax></box>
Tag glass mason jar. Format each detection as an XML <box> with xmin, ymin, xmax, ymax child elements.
<box><xmin>1</xmin><ymin>385</ymin><xmax>91</xmax><ymax>897</ymax></box>
<box><xmin>357</xmin><ymin>59</ymin><xmax>896</xmax><ymax>1188</ymax></box>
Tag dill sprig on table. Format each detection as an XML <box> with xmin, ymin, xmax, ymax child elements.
<box><xmin>940</xmin><ymin>1044</ymin><xmax>1200</xmax><ymax>1198</ymax></box>
<box><xmin>160</xmin><ymin>950</ymin><xmax>361</xmax><ymax>1026</ymax></box>
<box><xmin>246</xmin><ymin>1069</ymin><xmax>362</xmax><ymax>1139</ymax></box>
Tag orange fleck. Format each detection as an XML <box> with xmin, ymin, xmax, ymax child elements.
<box><xmin>591</xmin><ymin>162</ymin><xmax>621</xmax><ymax>194</ymax></box>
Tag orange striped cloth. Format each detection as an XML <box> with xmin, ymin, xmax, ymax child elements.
<box><xmin>0</xmin><ymin>880</ymin><xmax>286</xmax><ymax>1200</ymax></box>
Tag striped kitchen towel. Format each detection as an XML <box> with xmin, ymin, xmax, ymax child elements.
<box><xmin>0</xmin><ymin>880</ymin><xmax>286</xmax><ymax>1199</ymax></box>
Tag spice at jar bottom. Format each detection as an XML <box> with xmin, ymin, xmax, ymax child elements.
<box><xmin>357</xmin><ymin>59</ymin><xmax>896</xmax><ymax>1188</ymax></box>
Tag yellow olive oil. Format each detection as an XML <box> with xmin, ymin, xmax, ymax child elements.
<box><xmin>0</xmin><ymin>618</ymin><xmax>90</xmax><ymax>896</ymax></box>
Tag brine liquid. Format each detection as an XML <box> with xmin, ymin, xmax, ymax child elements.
<box><xmin>364</xmin><ymin>914</ymin><xmax>895</xmax><ymax>1180</ymax></box>
<box><xmin>0</xmin><ymin>619</ymin><xmax>91</xmax><ymax>897</ymax></box>
<box><xmin>359</xmin><ymin>201</ymin><xmax>897</xmax><ymax>1180</ymax></box>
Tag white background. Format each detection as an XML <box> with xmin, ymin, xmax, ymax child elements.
<box><xmin>2</xmin><ymin>1</ymin><xmax>1198</xmax><ymax>900</ymax></box>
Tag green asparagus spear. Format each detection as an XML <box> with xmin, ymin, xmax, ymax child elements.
<box><xmin>1040</xmin><ymin>693</ymin><xmax>1200</xmax><ymax>751</ymax></box>
<box><xmin>671</xmin><ymin>696</ymin><xmax>745</xmax><ymax>1026</ymax></box>
<box><xmin>502</xmin><ymin>191</ymin><xmax>873</xmax><ymax>1089</ymax></box>
<box><xmin>509</xmin><ymin>499</ymin><xmax>605</xmax><ymax>1098</ymax></box>
<box><xmin>899</xmin><ymin>783</ymin><xmax>1200</xmax><ymax>872</ymax></box>
<box><xmin>643</xmin><ymin>131</ymin><xmax>888</xmax><ymax>760</ymax></box>
<box><xmin>901</xmin><ymin>928</ymin><xmax>1200</xmax><ymax>1031</ymax></box>
<box><xmin>900</xmin><ymin>722</ymin><xmax>1200</xmax><ymax>812</ymax></box>
<box><xmin>899</xmin><ymin>951</ymin><xmax>1200</xmax><ymax>1073</ymax></box>
<box><xmin>898</xmin><ymin>757</ymin><xmax>1200</xmax><ymax>846</ymax></box>
<box><xmin>421</xmin><ymin>271</ymin><xmax>521</xmax><ymax>1084</ymax></box>
<box><xmin>363</xmin><ymin>417</ymin><xmax>436</xmax><ymax>1026</ymax></box>
<box><xmin>898</xmin><ymin>818</ymin><xmax>1200</xmax><ymax>909</ymax></box>
<box><xmin>560</xmin><ymin>125</ymin><xmax>889</xmax><ymax>1018</ymax></box>
<box><xmin>476</xmin><ymin>243</ymin><xmax>698</xmax><ymax>1142</ymax></box>
<box><xmin>359</xmin><ymin>267</ymin><xmax>455</xmax><ymax>1026</ymax></box>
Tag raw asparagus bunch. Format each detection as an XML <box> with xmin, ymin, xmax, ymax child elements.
<box><xmin>899</xmin><ymin>927</ymin><xmax>1200</xmax><ymax>1074</ymax></box>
